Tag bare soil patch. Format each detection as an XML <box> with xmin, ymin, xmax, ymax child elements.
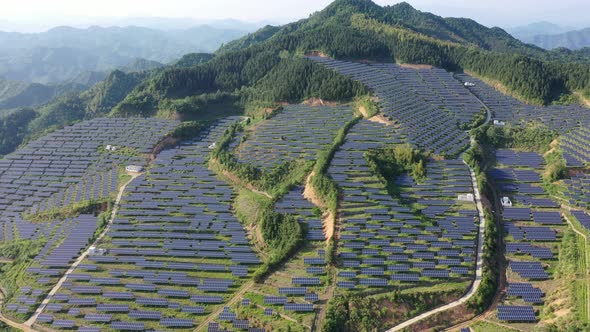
<box><xmin>302</xmin><ymin>98</ymin><xmax>339</xmax><ymax>107</ymax></box>
<box><xmin>303</xmin><ymin>172</ymin><xmax>334</xmax><ymax>242</ymax></box>
<box><xmin>305</xmin><ymin>51</ymin><xmax>330</xmax><ymax>58</ymax></box>
<box><xmin>399</xmin><ymin>63</ymin><xmax>433</xmax><ymax>70</ymax></box>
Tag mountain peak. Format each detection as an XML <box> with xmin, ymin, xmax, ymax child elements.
<box><xmin>323</xmin><ymin>0</ymin><xmax>382</xmax><ymax>14</ymax></box>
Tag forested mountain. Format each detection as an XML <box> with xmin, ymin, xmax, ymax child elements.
<box><xmin>523</xmin><ymin>27</ymin><xmax>590</xmax><ymax>50</ymax></box>
<box><xmin>0</xmin><ymin>79</ymin><xmax>86</xmax><ymax>109</ymax></box>
<box><xmin>115</xmin><ymin>0</ymin><xmax>590</xmax><ymax>115</ymax></box>
<box><xmin>173</xmin><ymin>53</ymin><xmax>216</xmax><ymax>68</ymax></box>
<box><xmin>3</xmin><ymin>0</ymin><xmax>590</xmax><ymax>158</ymax></box>
<box><xmin>0</xmin><ymin>25</ymin><xmax>248</xmax><ymax>83</ymax></box>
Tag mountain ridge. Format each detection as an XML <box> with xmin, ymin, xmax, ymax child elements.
<box><xmin>2</xmin><ymin>0</ymin><xmax>590</xmax><ymax>158</ymax></box>
<box><xmin>0</xmin><ymin>25</ymin><xmax>248</xmax><ymax>84</ymax></box>
<box><xmin>524</xmin><ymin>27</ymin><xmax>590</xmax><ymax>50</ymax></box>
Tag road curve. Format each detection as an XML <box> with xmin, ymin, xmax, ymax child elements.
<box><xmin>24</xmin><ymin>174</ymin><xmax>140</xmax><ymax>327</ymax></box>
<box><xmin>385</xmin><ymin>163</ymin><xmax>486</xmax><ymax>332</ymax></box>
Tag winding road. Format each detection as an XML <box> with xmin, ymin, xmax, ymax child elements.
<box><xmin>24</xmin><ymin>173</ymin><xmax>140</xmax><ymax>327</ymax></box>
<box><xmin>384</xmin><ymin>81</ymin><xmax>493</xmax><ymax>332</ymax></box>
<box><xmin>385</xmin><ymin>163</ymin><xmax>487</xmax><ymax>332</ymax></box>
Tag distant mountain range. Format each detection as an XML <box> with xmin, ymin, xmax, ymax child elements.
<box><xmin>522</xmin><ymin>27</ymin><xmax>590</xmax><ymax>50</ymax></box>
<box><xmin>507</xmin><ymin>21</ymin><xmax>574</xmax><ymax>40</ymax></box>
<box><xmin>0</xmin><ymin>25</ymin><xmax>250</xmax><ymax>84</ymax></box>
<box><xmin>508</xmin><ymin>21</ymin><xmax>590</xmax><ymax>50</ymax></box>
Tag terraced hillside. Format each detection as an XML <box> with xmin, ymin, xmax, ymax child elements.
<box><xmin>0</xmin><ymin>53</ymin><xmax>589</xmax><ymax>332</ymax></box>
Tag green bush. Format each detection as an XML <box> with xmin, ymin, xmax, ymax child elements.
<box><xmin>473</xmin><ymin>122</ymin><xmax>557</xmax><ymax>154</ymax></box>
<box><xmin>365</xmin><ymin>143</ymin><xmax>428</xmax><ymax>185</ymax></box>
<box><xmin>544</xmin><ymin>149</ymin><xmax>567</xmax><ymax>183</ymax></box>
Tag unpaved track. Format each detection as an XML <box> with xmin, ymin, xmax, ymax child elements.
<box><xmin>25</xmin><ymin>174</ymin><xmax>140</xmax><ymax>327</ymax></box>
<box><xmin>562</xmin><ymin>209</ymin><xmax>590</xmax><ymax>320</ymax></box>
<box><xmin>385</xmin><ymin>163</ymin><xmax>486</xmax><ymax>332</ymax></box>
<box><xmin>0</xmin><ymin>286</ymin><xmax>38</xmax><ymax>331</ymax></box>
<box><xmin>193</xmin><ymin>281</ymin><xmax>254</xmax><ymax>332</ymax></box>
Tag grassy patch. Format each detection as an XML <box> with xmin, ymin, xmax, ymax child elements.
<box><xmin>471</xmin><ymin>320</ymin><xmax>520</xmax><ymax>332</ymax></box>
<box><xmin>0</xmin><ymin>239</ymin><xmax>46</xmax><ymax>300</ymax></box>
<box><xmin>23</xmin><ymin>198</ymin><xmax>112</xmax><ymax>223</ymax></box>
<box><xmin>235</xmin><ymin>188</ymin><xmax>272</xmax><ymax>227</ymax></box>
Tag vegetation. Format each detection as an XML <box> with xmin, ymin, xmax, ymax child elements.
<box><xmin>24</xmin><ymin>198</ymin><xmax>112</xmax><ymax>224</ymax></box>
<box><xmin>170</xmin><ymin>121</ymin><xmax>208</xmax><ymax>140</ymax></box>
<box><xmin>112</xmin><ymin>0</ymin><xmax>590</xmax><ymax>122</ymax></box>
<box><xmin>322</xmin><ymin>286</ymin><xmax>465</xmax><ymax>332</ymax></box>
<box><xmin>353</xmin><ymin>95</ymin><xmax>379</xmax><ymax>118</ymax></box>
<box><xmin>463</xmin><ymin>128</ymin><xmax>499</xmax><ymax>314</ymax></box>
<box><xmin>471</xmin><ymin>321</ymin><xmax>520</xmax><ymax>332</ymax></box>
<box><xmin>544</xmin><ymin>149</ymin><xmax>567</xmax><ymax>183</ymax></box>
<box><xmin>546</xmin><ymin>227</ymin><xmax>590</xmax><ymax>330</ymax></box>
<box><xmin>212</xmin><ymin>122</ymin><xmax>313</xmax><ymax>197</ymax></box>
<box><xmin>4</xmin><ymin>0</ymin><xmax>590</xmax><ymax>158</ymax></box>
<box><xmin>209</xmin><ymin>121</ymin><xmax>312</xmax><ymax>282</ymax></box>
<box><xmin>311</xmin><ymin>117</ymin><xmax>360</xmax><ymax>214</ymax></box>
<box><xmin>366</xmin><ymin>143</ymin><xmax>428</xmax><ymax>186</ymax></box>
<box><xmin>472</xmin><ymin>123</ymin><xmax>557</xmax><ymax>154</ymax></box>
<box><xmin>174</xmin><ymin>53</ymin><xmax>215</xmax><ymax>68</ymax></box>
<box><xmin>253</xmin><ymin>211</ymin><xmax>305</xmax><ymax>282</ymax></box>
<box><xmin>459</xmin><ymin>108</ymin><xmax>487</xmax><ymax>130</ymax></box>
<box><xmin>0</xmin><ymin>25</ymin><xmax>246</xmax><ymax>84</ymax></box>
<box><xmin>466</xmin><ymin>207</ymin><xmax>498</xmax><ymax>313</ymax></box>
<box><xmin>113</xmin><ymin>55</ymin><xmax>366</xmax><ymax>117</ymax></box>
<box><xmin>0</xmin><ymin>321</ymin><xmax>20</xmax><ymax>332</ymax></box>
<box><xmin>0</xmin><ymin>108</ymin><xmax>37</xmax><ymax>155</ymax></box>
<box><xmin>0</xmin><ymin>239</ymin><xmax>46</xmax><ymax>300</ymax></box>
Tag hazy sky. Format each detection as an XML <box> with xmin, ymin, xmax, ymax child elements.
<box><xmin>1</xmin><ymin>0</ymin><xmax>588</xmax><ymax>32</ymax></box>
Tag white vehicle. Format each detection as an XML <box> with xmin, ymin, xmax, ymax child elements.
<box><xmin>501</xmin><ymin>196</ymin><xmax>512</xmax><ymax>207</ymax></box>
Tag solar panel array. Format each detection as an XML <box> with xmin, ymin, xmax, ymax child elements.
<box><xmin>0</xmin><ymin>118</ymin><xmax>179</xmax><ymax>243</ymax></box>
<box><xmin>496</xmin><ymin>149</ymin><xmax>544</xmax><ymax>169</ymax></box>
<box><xmin>325</xmin><ymin>119</ymin><xmax>478</xmax><ymax>289</ymax></box>
<box><xmin>497</xmin><ymin>305</ymin><xmax>537</xmax><ymax>322</ymax></box>
<box><xmin>4</xmin><ymin>214</ymin><xmax>99</xmax><ymax>316</ymax></box>
<box><xmin>562</xmin><ymin>173</ymin><xmax>590</xmax><ymax>209</ymax></box>
<box><xmin>572</xmin><ymin>210</ymin><xmax>590</xmax><ymax>232</ymax></box>
<box><xmin>33</xmin><ymin>117</ymin><xmax>262</xmax><ymax>331</ymax></box>
<box><xmin>236</xmin><ymin>105</ymin><xmax>352</xmax><ymax>168</ymax></box>
<box><xmin>507</xmin><ymin>283</ymin><xmax>544</xmax><ymax>303</ymax></box>
<box><xmin>275</xmin><ymin>186</ymin><xmax>325</xmax><ymax>241</ymax></box>
<box><xmin>489</xmin><ymin>149</ymin><xmax>567</xmax><ymax>324</ymax></box>
<box><xmin>560</xmin><ymin>126</ymin><xmax>590</xmax><ymax>167</ymax></box>
<box><xmin>308</xmin><ymin>56</ymin><xmax>477</xmax><ymax>156</ymax></box>
<box><xmin>455</xmin><ymin>74</ymin><xmax>589</xmax><ymax>134</ymax></box>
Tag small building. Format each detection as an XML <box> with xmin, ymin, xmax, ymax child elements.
<box><xmin>493</xmin><ymin>120</ymin><xmax>506</xmax><ymax>126</ymax></box>
<box><xmin>88</xmin><ymin>246</ymin><xmax>107</xmax><ymax>256</ymax></box>
<box><xmin>126</xmin><ymin>165</ymin><xmax>144</xmax><ymax>173</ymax></box>
<box><xmin>458</xmin><ymin>193</ymin><xmax>475</xmax><ymax>202</ymax></box>
<box><xmin>501</xmin><ymin>196</ymin><xmax>513</xmax><ymax>207</ymax></box>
